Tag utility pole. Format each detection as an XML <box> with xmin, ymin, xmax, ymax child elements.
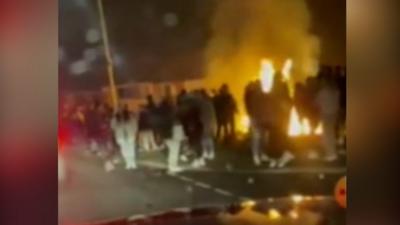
<box><xmin>97</xmin><ymin>0</ymin><xmax>119</xmax><ymax>110</ymax></box>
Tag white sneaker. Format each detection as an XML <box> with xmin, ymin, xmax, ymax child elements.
<box><xmin>199</xmin><ymin>158</ymin><xmax>206</xmax><ymax>167</ymax></box>
<box><xmin>209</xmin><ymin>152</ymin><xmax>215</xmax><ymax>160</ymax></box>
<box><xmin>97</xmin><ymin>151</ymin><xmax>104</xmax><ymax>158</ymax></box>
<box><xmin>203</xmin><ymin>152</ymin><xmax>210</xmax><ymax>159</ymax></box>
<box><xmin>253</xmin><ymin>157</ymin><xmax>261</xmax><ymax>166</ymax></box>
<box><xmin>269</xmin><ymin>160</ymin><xmax>277</xmax><ymax>168</ymax></box>
<box><xmin>307</xmin><ymin>151</ymin><xmax>319</xmax><ymax>160</ymax></box>
<box><xmin>126</xmin><ymin>164</ymin><xmax>137</xmax><ymax>170</ymax></box>
<box><xmin>180</xmin><ymin>155</ymin><xmax>189</xmax><ymax>162</ymax></box>
<box><xmin>104</xmin><ymin>161</ymin><xmax>115</xmax><ymax>172</ymax></box>
<box><xmin>260</xmin><ymin>154</ymin><xmax>270</xmax><ymax>162</ymax></box>
<box><xmin>113</xmin><ymin>158</ymin><xmax>121</xmax><ymax>164</ymax></box>
<box><xmin>192</xmin><ymin>159</ymin><xmax>200</xmax><ymax>168</ymax></box>
<box><xmin>168</xmin><ymin>167</ymin><xmax>183</xmax><ymax>174</ymax></box>
<box><xmin>324</xmin><ymin>154</ymin><xmax>338</xmax><ymax>162</ymax></box>
<box><xmin>90</xmin><ymin>142</ymin><xmax>98</xmax><ymax>151</ymax></box>
<box><xmin>278</xmin><ymin>151</ymin><xmax>295</xmax><ymax>168</ymax></box>
<box><xmin>338</xmin><ymin>137</ymin><xmax>345</xmax><ymax>145</ymax></box>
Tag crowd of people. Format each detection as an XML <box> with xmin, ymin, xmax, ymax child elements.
<box><xmin>59</xmin><ymin>85</ymin><xmax>239</xmax><ymax>173</ymax></box>
<box><xmin>245</xmin><ymin>65</ymin><xmax>345</xmax><ymax>167</ymax></box>
<box><xmin>59</xmin><ymin>65</ymin><xmax>346</xmax><ymax>173</ymax></box>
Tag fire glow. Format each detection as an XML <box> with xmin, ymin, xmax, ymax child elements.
<box><xmin>238</xmin><ymin>114</ymin><xmax>251</xmax><ymax>133</ymax></box>
<box><xmin>314</xmin><ymin>122</ymin><xmax>323</xmax><ymax>135</ymax></box>
<box><xmin>288</xmin><ymin>106</ymin><xmax>303</xmax><ymax>137</ymax></box>
<box><xmin>259</xmin><ymin>59</ymin><xmax>275</xmax><ymax>93</ymax></box>
<box><xmin>281</xmin><ymin>58</ymin><xmax>293</xmax><ymax>82</ymax></box>
<box><xmin>282</xmin><ymin>58</ymin><xmax>295</xmax><ymax>98</ymax></box>
<box><xmin>301</xmin><ymin>118</ymin><xmax>312</xmax><ymax>135</ymax></box>
<box><xmin>288</xmin><ymin>106</ymin><xmax>322</xmax><ymax>137</ymax></box>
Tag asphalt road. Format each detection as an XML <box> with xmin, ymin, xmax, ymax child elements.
<box><xmin>58</xmin><ymin>149</ymin><xmax>345</xmax><ymax>225</ymax></box>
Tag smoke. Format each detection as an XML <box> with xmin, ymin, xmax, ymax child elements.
<box><xmin>205</xmin><ymin>0</ymin><xmax>320</xmax><ymax>112</ymax></box>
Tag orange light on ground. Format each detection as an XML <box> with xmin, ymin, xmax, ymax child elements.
<box><xmin>288</xmin><ymin>106</ymin><xmax>303</xmax><ymax>137</ymax></box>
<box><xmin>241</xmin><ymin>200</ymin><xmax>256</xmax><ymax>208</ymax></box>
<box><xmin>291</xmin><ymin>194</ymin><xmax>304</xmax><ymax>204</ymax></box>
<box><xmin>259</xmin><ymin>59</ymin><xmax>275</xmax><ymax>93</ymax></box>
<box><xmin>314</xmin><ymin>122</ymin><xmax>323</xmax><ymax>135</ymax></box>
<box><xmin>267</xmin><ymin>209</ymin><xmax>281</xmax><ymax>220</ymax></box>
<box><xmin>289</xmin><ymin>210</ymin><xmax>299</xmax><ymax>220</ymax></box>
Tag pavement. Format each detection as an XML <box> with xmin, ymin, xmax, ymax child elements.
<box><xmin>59</xmin><ymin>144</ymin><xmax>346</xmax><ymax>225</ymax></box>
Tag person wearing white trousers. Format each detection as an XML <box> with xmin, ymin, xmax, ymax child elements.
<box><xmin>250</xmin><ymin>121</ymin><xmax>270</xmax><ymax>166</ymax></box>
<box><xmin>138</xmin><ymin>130</ymin><xmax>157</xmax><ymax>152</ymax></box>
<box><xmin>198</xmin><ymin>91</ymin><xmax>217</xmax><ymax>160</ymax></box>
<box><xmin>111</xmin><ymin>110</ymin><xmax>138</xmax><ymax>170</ymax></box>
<box><xmin>118</xmin><ymin>137</ymin><xmax>136</xmax><ymax>169</ymax></box>
<box><xmin>166</xmin><ymin>122</ymin><xmax>186</xmax><ymax>173</ymax></box>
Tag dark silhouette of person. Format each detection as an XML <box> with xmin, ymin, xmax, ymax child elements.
<box><xmin>215</xmin><ymin>84</ymin><xmax>237</xmax><ymax>141</ymax></box>
<box><xmin>155</xmin><ymin>88</ymin><xmax>175</xmax><ymax>145</ymax></box>
<box><xmin>244</xmin><ymin>80</ymin><xmax>274</xmax><ymax>165</ymax></box>
<box><xmin>268</xmin><ymin>72</ymin><xmax>294</xmax><ymax>167</ymax></box>
<box><xmin>176</xmin><ymin>89</ymin><xmax>188</xmax><ymax>107</ymax></box>
<box><xmin>145</xmin><ymin>95</ymin><xmax>156</xmax><ymax>111</ymax></box>
<box><xmin>175</xmin><ymin>90</ymin><xmax>204</xmax><ymax>164</ymax></box>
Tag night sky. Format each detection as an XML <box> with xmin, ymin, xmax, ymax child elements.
<box><xmin>59</xmin><ymin>0</ymin><xmax>345</xmax><ymax>91</ymax></box>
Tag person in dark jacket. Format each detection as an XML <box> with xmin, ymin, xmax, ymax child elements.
<box><xmin>180</xmin><ymin>91</ymin><xmax>205</xmax><ymax>167</ymax></box>
<box><xmin>215</xmin><ymin>84</ymin><xmax>237</xmax><ymax>142</ymax></box>
<box><xmin>198</xmin><ymin>89</ymin><xmax>217</xmax><ymax>160</ymax></box>
<box><xmin>138</xmin><ymin>104</ymin><xmax>157</xmax><ymax>152</ymax></box>
<box><xmin>245</xmin><ymin>80</ymin><xmax>273</xmax><ymax>166</ymax></box>
<box><xmin>268</xmin><ymin>72</ymin><xmax>295</xmax><ymax>168</ymax></box>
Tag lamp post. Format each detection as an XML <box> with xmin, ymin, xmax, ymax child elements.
<box><xmin>97</xmin><ymin>0</ymin><xmax>119</xmax><ymax>110</ymax></box>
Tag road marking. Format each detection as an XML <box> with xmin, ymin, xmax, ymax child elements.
<box><xmin>185</xmin><ymin>167</ymin><xmax>346</xmax><ymax>174</ymax></box>
<box><xmin>140</xmin><ymin>160</ymin><xmax>346</xmax><ymax>175</ymax></box>
<box><xmin>168</xmin><ymin>173</ymin><xmax>235</xmax><ymax>198</ymax></box>
<box><xmin>194</xmin><ymin>181</ymin><xmax>211</xmax><ymax>189</ymax></box>
<box><xmin>138</xmin><ymin>161</ymin><xmax>167</xmax><ymax>169</ymax></box>
<box><xmin>214</xmin><ymin>188</ymin><xmax>233</xmax><ymax>196</ymax></box>
<box><xmin>128</xmin><ymin>214</ymin><xmax>146</xmax><ymax>221</ymax></box>
<box><xmin>239</xmin><ymin>196</ymin><xmax>253</xmax><ymax>201</ymax></box>
<box><xmin>172</xmin><ymin>207</ymin><xmax>191</xmax><ymax>213</ymax></box>
<box><xmin>175</xmin><ymin>175</ymin><xmax>194</xmax><ymax>183</ymax></box>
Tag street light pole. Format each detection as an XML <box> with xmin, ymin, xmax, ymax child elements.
<box><xmin>97</xmin><ymin>0</ymin><xmax>119</xmax><ymax>110</ymax></box>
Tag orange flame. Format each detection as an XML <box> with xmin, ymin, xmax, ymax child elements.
<box><xmin>288</xmin><ymin>106</ymin><xmax>303</xmax><ymax>137</ymax></box>
<box><xmin>282</xmin><ymin>58</ymin><xmax>293</xmax><ymax>82</ymax></box>
<box><xmin>314</xmin><ymin>122</ymin><xmax>323</xmax><ymax>135</ymax></box>
<box><xmin>301</xmin><ymin>118</ymin><xmax>312</xmax><ymax>135</ymax></box>
<box><xmin>259</xmin><ymin>59</ymin><xmax>275</xmax><ymax>93</ymax></box>
<box><xmin>288</xmin><ymin>106</ymin><xmax>318</xmax><ymax>137</ymax></box>
<box><xmin>282</xmin><ymin>58</ymin><xmax>295</xmax><ymax>98</ymax></box>
<box><xmin>238</xmin><ymin>114</ymin><xmax>251</xmax><ymax>133</ymax></box>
